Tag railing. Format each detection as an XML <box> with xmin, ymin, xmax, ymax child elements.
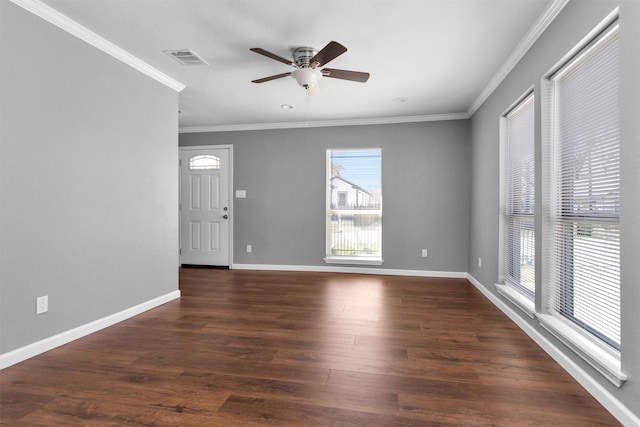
<box><xmin>328</xmin><ymin>208</ymin><xmax>381</xmax><ymax>257</ymax></box>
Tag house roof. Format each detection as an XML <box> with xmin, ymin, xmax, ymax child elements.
<box><xmin>330</xmin><ymin>176</ymin><xmax>373</xmax><ymax>196</ymax></box>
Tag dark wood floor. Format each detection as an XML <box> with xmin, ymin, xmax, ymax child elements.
<box><xmin>1</xmin><ymin>268</ymin><xmax>620</xmax><ymax>426</ymax></box>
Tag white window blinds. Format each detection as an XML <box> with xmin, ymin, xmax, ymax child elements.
<box><xmin>543</xmin><ymin>22</ymin><xmax>621</xmax><ymax>353</ymax></box>
<box><xmin>504</xmin><ymin>93</ymin><xmax>535</xmax><ymax>298</ymax></box>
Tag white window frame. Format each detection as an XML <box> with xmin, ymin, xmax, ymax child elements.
<box><xmin>539</xmin><ymin>12</ymin><xmax>625</xmax><ymax>387</ymax></box>
<box><xmin>325</xmin><ymin>148</ymin><xmax>383</xmax><ymax>266</ymax></box>
<box><xmin>497</xmin><ymin>90</ymin><xmax>536</xmax><ymax>318</ymax></box>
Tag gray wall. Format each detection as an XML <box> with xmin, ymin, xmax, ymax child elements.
<box><xmin>180</xmin><ymin>121</ymin><xmax>470</xmax><ymax>272</ymax></box>
<box><xmin>468</xmin><ymin>0</ymin><xmax>640</xmax><ymax>416</ymax></box>
<box><xmin>0</xmin><ymin>2</ymin><xmax>179</xmax><ymax>353</ymax></box>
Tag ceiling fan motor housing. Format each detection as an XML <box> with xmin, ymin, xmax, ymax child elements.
<box><xmin>293</xmin><ymin>46</ymin><xmax>318</xmax><ymax>67</ymax></box>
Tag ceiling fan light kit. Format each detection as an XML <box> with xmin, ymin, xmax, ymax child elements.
<box><xmin>291</xmin><ymin>68</ymin><xmax>322</xmax><ymax>88</ymax></box>
<box><xmin>250</xmin><ymin>41</ymin><xmax>370</xmax><ymax>92</ymax></box>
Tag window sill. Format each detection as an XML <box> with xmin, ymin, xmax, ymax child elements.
<box><xmin>495</xmin><ymin>283</ymin><xmax>535</xmax><ymax>319</ymax></box>
<box><xmin>538</xmin><ymin>312</ymin><xmax>626</xmax><ymax>387</ymax></box>
<box><xmin>324</xmin><ymin>256</ymin><xmax>384</xmax><ymax>266</ymax></box>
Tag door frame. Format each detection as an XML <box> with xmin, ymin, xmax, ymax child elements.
<box><xmin>179</xmin><ymin>144</ymin><xmax>233</xmax><ymax>267</ymax></box>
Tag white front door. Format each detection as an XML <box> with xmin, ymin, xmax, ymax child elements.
<box><xmin>180</xmin><ymin>147</ymin><xmax>230</xmax><ymax>266</ymax></box>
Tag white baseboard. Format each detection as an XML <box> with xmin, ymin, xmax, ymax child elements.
<box><xmin>0</xmin><ymin>290</ymin><xmax>181</xmax><ymax>370</ymax></box>
<box><xmin>232</xmin><ymin>263</ymin><xmax>467</xmax><ymax>279</ymax></box>
<box><xmin>466</xmin><ymin>274</ymin><xmax>639</xmax><ymax>427</ymax></box>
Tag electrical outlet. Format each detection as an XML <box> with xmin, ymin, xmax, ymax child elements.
<box><xmin>36</xmin><ymin>295</ymin><xmax>48</xmax><ymax>314</ymax></box>
<box><xmin>478</xmin><ymin>257</ymin><xmax>482</xmax><ymax>268</ymax></box>
<box><xmin>421</xmin><ymin>249</ymin><xmax>428</xmax><ymax>258</ymax></box>
<box><xmin>246</xmin><ymin>244</ymin><xmax>252</xmax><ymax>253</ymax></box>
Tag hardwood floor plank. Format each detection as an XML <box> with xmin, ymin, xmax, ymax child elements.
<box><xmin>175</xmin><ymin>371</ymin><xmax>400</xmax><ymax>414</ymax></box>
<box><xmin>19</xmin><ymin>394</ymin><xmax>221</xmax><ymax>427</ymax></box>
<box><xmin>399</xmin><ymin>392</ymin><xmax>616</xmax><ymax>427</ymax></box>
<box><xmin>217</xmin><ymin>394</ymin><xmax>453</xmax><ymax>427</ymax></box>
<box><xmin>273</xmin><ymin>347</ymin><xmax>481</xmax><ymax>383</ymax></box>
<box><xmin>0</xmin><ymin>268</ymin><xmax>620</xmax><ymax>425</ymax></box>
<box><xmin>0</xmin><ymin>390</ymin><xmax>57</xmax><ymax>422</ymax></box>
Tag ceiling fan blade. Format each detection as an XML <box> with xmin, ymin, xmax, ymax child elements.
<box><xmin>250</xmin><ymin>48</ymin><xmax>293</xmax><ymax>66</ymax></box>
<box><xmin>310</xmin><ymin>41</ymin><xmax>347</xmax><ymax>67</ymax></box>
<box><xmin>251</xmin><ymin>72</ymin><xmax>292</xmax><ymax>83</ymax></box>
<box><xmin>321</xmin><ymin>68</ymin><xmax>370</xmax><ymax>83</ymax></box>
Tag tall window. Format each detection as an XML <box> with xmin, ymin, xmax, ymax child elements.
<box><xmin>541</xmin><ymin>21</ymin><xmax>623</xmax><ymax>385</ymax></box>
<box><xmin>499</xmin><ymin>92</ymin><xmax>535</xmax><ymax>310</ymax></box>
<box><xmin>326</xmin><ymin>149</ymin><xmax>382</xmax><ymax>264</ymax></box>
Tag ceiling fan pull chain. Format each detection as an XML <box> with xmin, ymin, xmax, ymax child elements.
<box><xmin>305</xmin><ymin>89</ymin><xmax>310</xmax><ymax>127</ymax></box>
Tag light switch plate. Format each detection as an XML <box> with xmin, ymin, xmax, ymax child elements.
<box><xmin>235</xmin><ymin>190</ymin><xmax>246</xmax><ymax>198</ymax></box>
<box><xmin>36</xmin><ymin>295</ymin><xmax>48</xmax><ymax>314</ymax></box>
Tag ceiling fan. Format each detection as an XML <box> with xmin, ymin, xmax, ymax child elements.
<box><xmin>250</xmin><ymin>41</ymin><xmax>370</xmax><ymax>94</ymax></box>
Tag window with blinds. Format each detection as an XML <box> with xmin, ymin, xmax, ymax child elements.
<box><xmin>540</xmin><ymin>20</ymin><xmax>622</xmax><ymax>384</ymax></box>
<box><xmin>325</xmin><ymin>149</ymin><xmax>382</xmax><ymax>265</ymax></box>
<box><xmin>501</xmin><ymin>93</ymin><xmax>535</xmax><ymax>302</ymax></box>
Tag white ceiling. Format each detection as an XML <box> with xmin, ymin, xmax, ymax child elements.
<box><xmin>39</xmin><ymin>0</ymin><xmax>555</xmax><ymax>131</ymax></box>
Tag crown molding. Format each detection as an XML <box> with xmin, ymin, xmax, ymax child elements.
<box><xmin>179</xmin><ymin>112</ymin><xmax>470</xmax><ymax>134</ymax></box>
<box><xmin>181</xmin><ymin>0</ymin><xmax>568</xmax><ymax>133</ymax></box>
<box><xmin>9</xmin><ymin>0</ymin><xmax>185</xmax><ymax>92</ymax></box>
<box><xmin>13</xmin><ymin>0</ymin><xmax>568</xmax><ymax>128</ymax></box>
<box><xmin>467</xmin><ymin>0</ymin><xmax>570</xmax><ymax>116</ymax></box>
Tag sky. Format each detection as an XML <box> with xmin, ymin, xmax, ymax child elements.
<box><xmin>330</xmin><ymin>149</ymin><xmax>381</xmax><ymax>192</ymax></box>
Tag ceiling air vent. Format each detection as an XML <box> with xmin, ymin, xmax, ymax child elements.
<box><xmin>164</xmin><ymin>49</ymin><xmax>209</xmax><ymax>65</ymax></box>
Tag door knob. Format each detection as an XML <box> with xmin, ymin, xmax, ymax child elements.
<box><xmin>223</xmin><ymin>215</ymin><xmax>228</xmax><ymax>219</ymax></box>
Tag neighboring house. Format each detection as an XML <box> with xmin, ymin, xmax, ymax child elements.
<box><xmin>329</xmin><ymin>175</ymin><xmax>381</xmax><ymax>233</ymax></box>
<box><xmin>330</xmin><ymin>176</ymin><xmax>376</xmax><ymax>209</ymax></box>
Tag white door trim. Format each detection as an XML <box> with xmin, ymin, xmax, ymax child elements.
<box><xmin>179</xmin><ymin>145</ymin><xmax>233</xmax><ymax>267</ymax></box>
